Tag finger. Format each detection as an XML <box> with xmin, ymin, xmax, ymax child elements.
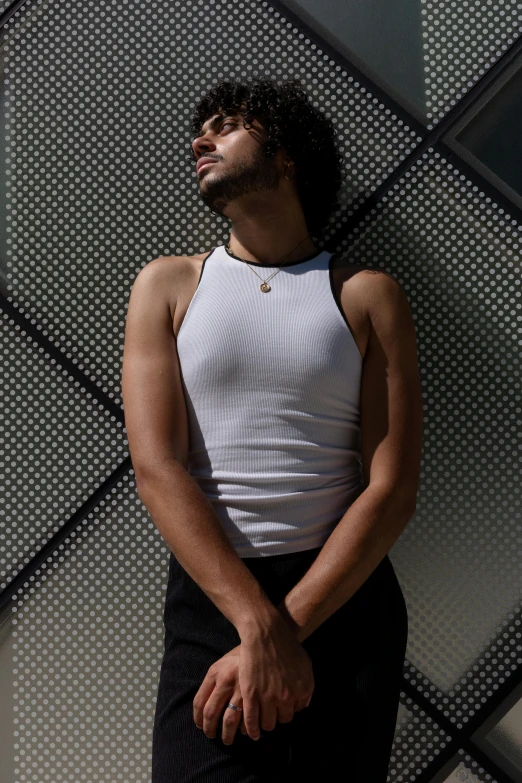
<box><xmin>193</xmin><ymin>676</ymin><xmax>217</xmax><ymax>729</ymax></box>
<box><xmin>295</xmin><ymin>693</ymin><xmax>312</xmax><ymax>711</ymax></box>
<box><xmin>203</xmin><ymin>686</ymin><xmax>233</xmax><ymax>740</ymax></box>
<box><xmin>276</xmin><ymin>704</ymin><xmax>295</xmax><ymax>724</ymax></box>
<box><xmin>221</xmin><ymin>691</ymin><xmax>243</xmax><ymax>746</ymax></box>
<box><xmin>239</xmin><ymin>711</ymin><xmax>248</xmax><ymax>735</ymax></box>
<box><xmin>259</xmin><ymin>701</ymin><xmax>278</xmax><ymax>732</ymax></box>
<box><xmin>243</xmin><ymin>694</ymin><xmax>261</xmax><ymax>741</ymax></box>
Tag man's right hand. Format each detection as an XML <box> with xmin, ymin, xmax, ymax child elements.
<box><xmin>238</xmin><ymin>612</ymin><xmax>314</xmax><ymax>739</ymax></box>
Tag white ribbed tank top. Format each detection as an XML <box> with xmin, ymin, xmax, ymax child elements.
<box><xmin>176</xmin><ymin>243</ymin><xmax>364</xmax><ymax>558</ymax></box>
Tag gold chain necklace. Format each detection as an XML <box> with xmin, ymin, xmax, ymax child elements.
<box><xmin>226</xmin><ymin>234</ymin><xmax>312</xmax><ymax>293</ymax></box>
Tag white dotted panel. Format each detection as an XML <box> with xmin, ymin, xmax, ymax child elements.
<box><xmin>422</xmin><ymin>0</ymin><xmax>522</xmax><ymax>128</ymax></box>
<box><xmin>0</xmin><ymin>311</ymin><xmax>128</xmax><ymax>587</ymax></box>
<box><xmin>2</xmin><ymin>0</ymin><xmax>420</xmax><ymax>404</ymax></box>
<box><xmin>12</xmin><ymin>473</ymin><xmax>168</xmax><ymax>783</ymax></box>
<box><xmin>451</xmin><ymin>752</ymin><xmax>501</xmax><ymax>783</ymax></box>
<box><xmin>387</xmin><ymin>696</ymin><xmax>453</xmax><ymax>782</ymax></box>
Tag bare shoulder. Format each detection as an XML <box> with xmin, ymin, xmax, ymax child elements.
<box><xmin>332</xmin><ymin>256</ymin><xmax>408</xmax><ymax>313</ymax></box>
<box><xmin>356</xmin><ymin>267</ymin><xmax>411</xmax><ymax>323</ymax></box>
<box><xmin>135</xmin><ymin>253</ymin><xmax>209</xmax><ymax>318</ymax></box>
<box><xmin>139</xmin><ymin>253</ymin><xmax>204</xmax><ymax>277</ymax></box>
<box><xmin>351</xmin><ymin>267</ymin><xmax>417</xmax><ymax>366</ymax></box>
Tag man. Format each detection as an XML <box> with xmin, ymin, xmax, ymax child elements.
<box><xmin>121</xmin><ymin>77</ymin><xmax>423</xmax><ymax>781</ymax></box>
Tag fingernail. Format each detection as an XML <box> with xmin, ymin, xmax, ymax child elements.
<box><xmin>252</xmin><ymin>735</ymin><xmax>260</xmax><ymax>741</ymax></box>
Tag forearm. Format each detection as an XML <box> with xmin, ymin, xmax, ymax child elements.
<box><xmin>275</xmin><ymin>484</ymin><xmax>415</xmax><ymax>643</ymax></box>
<box><xmin>137</xmin><ymin>460</ymin><xmax>280</xmax><ymax>638</ymax></box>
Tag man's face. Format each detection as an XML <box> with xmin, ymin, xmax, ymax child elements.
<box><xmin>191</xmin><ymin>107</ymin><xmax>286</xmax><ymax>216</ymax></box>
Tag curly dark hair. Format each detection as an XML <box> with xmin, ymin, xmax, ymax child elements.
<box><xmin>188</xmin><ymin>76</ymin><xmax>345</xmax><ymax>239</ymax></box>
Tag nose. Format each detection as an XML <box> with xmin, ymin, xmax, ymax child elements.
<box><xmin>192</xmin><ymin>133</ymin><xmax>216</xmax><ymax>160</ymax></box>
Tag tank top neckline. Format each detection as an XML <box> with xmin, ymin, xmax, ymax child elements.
<box><xmin>222</xmin><ymin>243</ymin><xmax>329</xmax><ymax>268</ymax></box>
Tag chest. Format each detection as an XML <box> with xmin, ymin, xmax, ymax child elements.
<box><xmin>172</xmin><ymin>254</ymin><xmax>369</xmax><ymax>360</ymax></box>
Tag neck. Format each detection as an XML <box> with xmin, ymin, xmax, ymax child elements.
<box><xmin>225</xmin><ymin>201</ymin><xmax>317</xmax><ymax>265</ymax></box>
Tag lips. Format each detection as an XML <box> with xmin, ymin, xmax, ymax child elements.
<box><xmin>197</xmin><ymin>159</ymin><xmax>219</xmax><ymax>173</ymax></box>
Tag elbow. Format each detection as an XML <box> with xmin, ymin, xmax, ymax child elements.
<box><xmin>404</xmin><ymin>496</ymin><xmax>417</xmax><ymax>518</ymax></box>
<box><xmin>401</xmin><ymin>487</ymin><xmax>418</xmax><ymax>518</ymax></box>
<box><xmin>391</xmin><ymin>480</ymin><xmax>417</xmax><ymax>516</ymax></box>
<box><xmin>134</xmin><ymin>469</ymin><xmax>152</xmax><ymax>501</ymax></box>
<box><xmin>367</xmin><ymin>481</ymin><xmax>418</xmax><ymax>517</ymax></box>
<box><xmin>390</xmin><ymin>477</ymin><xmax>419</xmax><ymax>517</ymax></box>
<box><xmin>133</xmin><ymin>457</ymin><xmax>184</xmax><ymax>499</ymax></box>
<box><xmin>132</xmin><ymin>461</ymin><xmax>159</xmax><ymax>498</ymax></box>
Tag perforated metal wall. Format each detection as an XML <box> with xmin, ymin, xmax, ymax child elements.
<box><xmin>1</xmin><ymin>0</ymin><xmax>521</xmax><ymax>781</ymax></box>
<box><xmin>337</xmin><ymin>151</ymin><xmax>522</xmax><ymax>780</ymax></box>
<box><xmin>423</xmin><ymin>1</ymin><xmax>522</xmax><ymax>126</ymax></box>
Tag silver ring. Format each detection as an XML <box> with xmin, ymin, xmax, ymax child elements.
<box><xmin>227</xmin><ymin>702</ymin><xmax>243</xmax><ymax>712</ymax></box>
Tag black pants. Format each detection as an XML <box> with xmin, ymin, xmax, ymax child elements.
<box><xmin>152</xmin><ymin>546</ymin><xmax>408</xmax><ymax>782</ymax></box>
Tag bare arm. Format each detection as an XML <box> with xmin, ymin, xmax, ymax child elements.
<box><xmin>276</xmin><ymin>270</ymin><xmax>423</xmax><ymax>642</ymax></box>
<box><xmin>121</xmin><ymin>257</ymin><xmax>281</xmax><ymax>638</ymax></box>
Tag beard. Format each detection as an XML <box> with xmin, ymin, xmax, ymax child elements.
<box><xmin>197</xmin><ymin>145</ymin><xmax>281</xmax><ymax>216</ymax></box>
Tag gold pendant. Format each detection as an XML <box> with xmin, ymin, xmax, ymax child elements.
<box><xmin>260</xmin><ymin>282</ymin><xmax>271</xmax><ymax>292</ymax></box>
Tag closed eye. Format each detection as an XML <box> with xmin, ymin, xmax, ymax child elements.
<box><xmin>190</xmin><ymin>122</ymin><xmax>237</xmax><ymax>161</ymax></box>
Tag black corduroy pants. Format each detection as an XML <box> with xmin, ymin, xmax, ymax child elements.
<box><xmin>151</xmin><ymin>546</ymin><xmax>408</xmax><ymax>782</ymax></box>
